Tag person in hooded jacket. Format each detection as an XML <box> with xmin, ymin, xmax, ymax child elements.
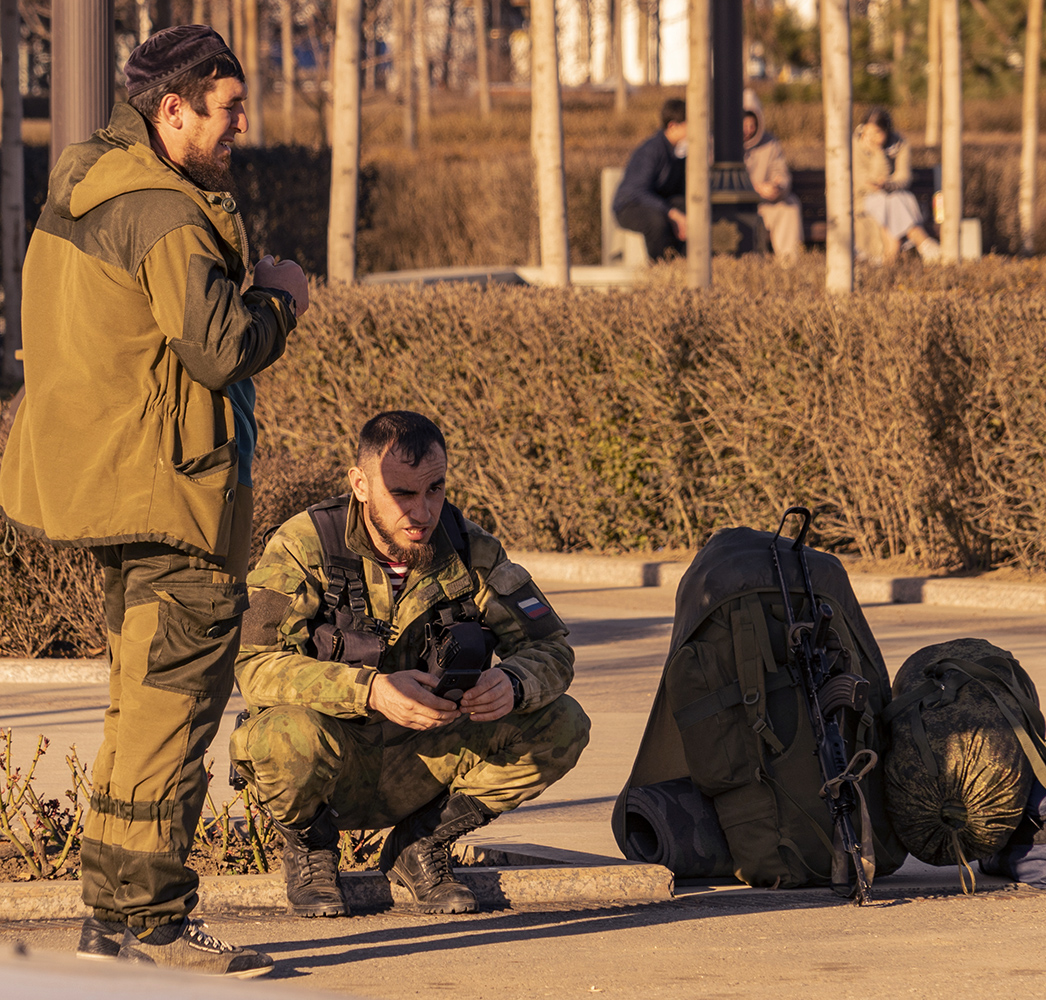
<box><xmin>742</xmin><ymin>90</ymin><xmax>803</xmax><ymax>265</ymax></box>
<box><xmin>0</xmin><ymin>25</ymin><xmax>307</xmax><ymax>978</ymax></box>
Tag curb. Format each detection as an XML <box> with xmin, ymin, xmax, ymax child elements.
<box><xmin>510</xmin><ymin>551</ymin><xmax>1046</xmax><ymax>613</ymax></box>
<box><xmin>0</xmin><ymin>845</ymin><xmax>673</xmax><ymax>921</ymax></box>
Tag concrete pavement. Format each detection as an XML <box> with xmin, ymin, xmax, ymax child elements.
<box><xmin>3</xmin><ymin>556</ymin><xmax>1046</xmax><ymax>997</ymax></box>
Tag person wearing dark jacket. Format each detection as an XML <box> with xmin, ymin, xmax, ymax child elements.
<box><xmin>612</xmin><ymin>98</ymin><xmax>688</xmax><ymax>261</ymax></box>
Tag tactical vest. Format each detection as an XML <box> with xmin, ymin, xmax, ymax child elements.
<box><xmin>304</xmin><ymin>496</ymin><xmax>488</xmax><ymax>672</ymax></box>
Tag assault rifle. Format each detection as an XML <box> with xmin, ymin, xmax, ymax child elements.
<box><xmin>770</xmin><ymin>506</ymin><xmax>875</xmax><ymax>905</ymax></box>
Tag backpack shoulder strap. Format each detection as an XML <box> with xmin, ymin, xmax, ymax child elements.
<box><xmin>439</xmin><ymin>501</ymin><xmax>471</xmax><ymax>569</ymax></box>
<box><xmin>307</xmin><ymin>494</ymin><xmax>367</xmax><ymax>617</ymax></box>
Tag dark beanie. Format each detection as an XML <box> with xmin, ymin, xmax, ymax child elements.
<box><xmin>124</xmin><ymin>24</ymin><xmax>235</xmax><ymax>98</ymax></box>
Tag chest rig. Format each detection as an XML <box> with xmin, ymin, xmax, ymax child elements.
<box><xmin>305</xmin><ymin>496</ymin><xmax>494</xmax><ymax>681</ymax></box>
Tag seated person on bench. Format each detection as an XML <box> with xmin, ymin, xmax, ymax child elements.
<box><xmin>612</xmin><ymin>98</ymin><xmax>688</xmax><ymax>262</ymax></box>
<box><xmin>852</xmin><ymin>106</ymin><xmax>940</xmax><ymax>264</ymax></box>
<box><xmin>742</xmin><ymin>89</ymin><xmax>804</xmax><ymax>266</ymax></box>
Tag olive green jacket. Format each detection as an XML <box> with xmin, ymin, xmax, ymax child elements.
<box><xmin>236</xmin><ymin>496</ymin><xmax>575</xmax><ymax>721</ymax></box>
<box><xmin>0</xmin><ymin>103</ymin><xmax>295</xmax><ymax>564</ymax></box>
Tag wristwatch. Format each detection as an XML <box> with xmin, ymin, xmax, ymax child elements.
<box><xmin>506</xmin><ymin>673</ymin><xmax>525</xmax><ymax>711</ymax></box>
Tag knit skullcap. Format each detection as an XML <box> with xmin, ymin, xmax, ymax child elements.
<box><xmin>125</xmin><ymin>24</ymin><xmax>234</xmax><ymax>98</ymax></box>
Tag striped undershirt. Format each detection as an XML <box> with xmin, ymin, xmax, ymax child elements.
<box><xmin>379</xmin><ymin>558</ymin><xmax>410</xmax><ymax>598</ymax></box>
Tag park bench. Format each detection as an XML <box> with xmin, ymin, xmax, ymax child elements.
<box><xmin>792</xmin><ymin>165</ymin><xmax>982</xmax><ymax>258</ymax></box>
<box><xmin>602</xmin><ymin>164</ymin><xmax>982</xmax><ymax>263</ymax></box>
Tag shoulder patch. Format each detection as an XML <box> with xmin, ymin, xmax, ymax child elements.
<box><xmin>517</xmin><ymin>595</ymin><xmax>552</xmax><ymax>620</ymax></box>
<box><xmin>503</xmin><ymin>581</ymin><xmax>567</xmax><ymax>640</ymax></box>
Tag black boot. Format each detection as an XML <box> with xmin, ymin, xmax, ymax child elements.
<box><xmin>272</xmin><ymin>805</ymin><xmax>349</xmax><ymax>917</ymax></box>
<box><xmin>378</xmin><ymin>793</ymin><xmax>496</xmax><ymax>914</ymax></box>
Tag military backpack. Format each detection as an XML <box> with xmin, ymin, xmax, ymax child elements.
<box><xmin>614</xmin><ymin>522</ymin><xmax>907</xmax><ymax>892</ymax></box>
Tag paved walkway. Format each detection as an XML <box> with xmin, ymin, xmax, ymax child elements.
<box><xmin>3</xmin><ymin>557</ymin><xmax>1046</xmax><ymax>997</ymax></box>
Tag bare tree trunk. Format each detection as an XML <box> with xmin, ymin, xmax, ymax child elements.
<box><xmin>329</xmin><ymin>0</ymin><xmax>362</xmax><ymax>284</ymax></box>
<box><xmin>530</xmin><ymin>0</ymin><xmax>570</xmax><ymax>285</ymax></box>
<box><xmin>1</xmin><ymin>0</ymin><xmax>24</xmax><ymax>384</ymax></box>
<box><xmin>415</xmin><ymin>0</ymin><xmax>431</xmax><ymax>139</ymax></box>
<box><xmin>231</xmin><ymin>0</ymin><xmax>244</xmax><ymax>59</ymax></box>
<box><xmin>940</xmin><ymin>0</ymin><xmax>962</xmax><ymax>263</ymax></box>
<box><xmin>637</xmin><ymin>0</ymin><xmax>649</xmax><ymax>85</ymax></box>
<box><xmin>577</xmin><ymin>0</ymin><xmax>591</xmax><ymax>83</ymax></box>
<box><xmin>442</xmin><ymin>0</ymin><xmax>456</xmax><ymax>86</ymax></box>
<box><xmin>399</xmin><ymin>0</ymin><xmax>416</xmax><ymax>148</ymax></box>
<box><xmin>686</xmin><ymin>0</ymin><xmax>711</xmax><ymax>290</ymax></box>
<box><xmin>193</xmin><ymin>0</ymin><xmax>207</xmax><ymax>22</ymax></box>
<box><xmin>892</xmin><ymin>0</ymin><xmax>910</xmax><ymax>102</ymax></box>
<box><xmin>138</xmin><ymin>0</ymin><xmax>152</xmax><ymax>43</ymax></box>
<box><xmin>925</xmin><ymin>0</ymin><xmax>941</xmax><ymax>145</ymax></box>
<box><xmin>281</xmin><ymin>0</ymin><xmax>295</xmax><ymax>142</ymax></box>
<box><xmin>211</xmin><ymin>0</ymin><xmax>231</xmax><ymax>44</ymax></box>
<box><xmin>363</xmin><ymin>6</ymin><xmax>376</xmax><ymax>91</ymax></box>
<box><xmin>613</xmin><ymin>0</ymin><xmax>627</xmax><ymax>112</ymax></box>
<box><xmin>821</xmin><ymin>0</ymin><xmax>853</xmax><ymax>294</ymax></box>
<box><xmin>651</xmin><ymin>0</ymin><xmax>659</xmax><ymax>84</ymax></box>
<box><xmin>242</xmin><ymin>0</ymin><xmax>263</xmax><ymax>146</ymax></box>
<box><xmin>1020</xmin><ymin>0</ymin><xmax>1043</xmax><ymax>255</ymax></box>
<box><xmin>475</xmin><ymin>0</ymin><xmax>492</xmax><ymax>116</ymax></box>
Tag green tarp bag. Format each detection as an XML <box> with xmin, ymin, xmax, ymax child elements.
<box><xmin>613</xmin><ymin>525</ymin><xmax>907</xmax><ymax>890</ymax></box>
<box><xmin>882</xmin><ymin>638</ymin><xmax>1046</xmax><ymax>888</ymax></box>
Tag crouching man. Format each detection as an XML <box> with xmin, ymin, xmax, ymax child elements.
<box><xmin>231</xmin><ymin>410</ymin><xmax>590</xmax><ymax>916</ymax></box>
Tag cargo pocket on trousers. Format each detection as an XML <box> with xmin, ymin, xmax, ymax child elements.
<box><xmin>144</xmin><ymin>583</ymin><xmax>250</xmax><ymax>695</ymax></box>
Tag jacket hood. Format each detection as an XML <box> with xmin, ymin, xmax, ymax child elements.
<box><xmin>743</xmin><ymin>88</ymin><xmax>765</xmax><ymax>150</ymax></box>
<box><xmin>47</xmin><ymin>103</ymin><xmax>223</xmax><ymax>223</ymax></box>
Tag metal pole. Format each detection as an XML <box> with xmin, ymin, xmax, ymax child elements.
<box><xmin>50</xmin><ymin>0</ymin><xmax>114</xmax><ymax>170</ymax></box>
<box><xmin>711</xmin><ymin>0</ymin><xmax>742</xmax><ymax>166</ymax></box>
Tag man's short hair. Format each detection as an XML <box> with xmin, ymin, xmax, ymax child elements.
<box><xmin>661</xmin><ymin>98</ymin><xmax>687</xmax><ymax>130</ymax></box>
<box><xmin>129</xmin><ymin>47</ymin><xmax>244</xmax><ymax>123</ymax></box>
<box><xmin>356</xmin><ymin>411</ymin><xmax>447</xmax><ymax>468</ymax></box>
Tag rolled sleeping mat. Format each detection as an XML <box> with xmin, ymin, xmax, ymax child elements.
<box><xmin>620</xmin><ymin>777</ymin><xmax>733</xmax><ymax>878</ymax></box>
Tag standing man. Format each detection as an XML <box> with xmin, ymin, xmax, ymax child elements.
<box><xmin>232</xmin><ymin>411</ymin><xmax>590</xmax><ymax>919</ymax></box>
<box><xmin>0</xmin><ymin>26</ymin><xmax>306</xmax><ymax>977</ymax></box>
<box><xmin>612</xmin><ymin>98</ymin><xmax>688</xmax><ymax>262</ymax></box>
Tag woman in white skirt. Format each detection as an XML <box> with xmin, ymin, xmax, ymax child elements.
<box><xmin>853</xmin><ymin>107</ymin><xmax>941</xmax><ymax>264</ymax></box>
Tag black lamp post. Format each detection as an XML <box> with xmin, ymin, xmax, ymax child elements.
<box><xmin>710</xmin><ymin>0</ymin><xmax>766</xmax><ymax>254</ymax></box>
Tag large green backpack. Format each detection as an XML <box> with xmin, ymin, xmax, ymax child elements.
<box><xmin>613</xmin><ymin>523</ymin><xmax>907</xmax><ymax>891</ymax></box>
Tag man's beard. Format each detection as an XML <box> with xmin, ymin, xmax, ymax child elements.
<box><xmin>180</xmin><ymin>138</ymin><xmax>235</xmax><ymax>193</ymax></box>
<box><xmin>367</xmin><ymin>505</ymin><xmax>435</xmax><ymax>571</ymax></box>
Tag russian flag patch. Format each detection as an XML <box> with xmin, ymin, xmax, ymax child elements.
<box><xmin>518</xmin><ymin>596</ymin><xmax>551</xmax><ymax>620</ymax></box>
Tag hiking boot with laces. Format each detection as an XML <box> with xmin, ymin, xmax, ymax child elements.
<box><xmin>117</xmin><ymin>918</ymin><xmax>274</xmax><ymax>978</ymax></box>
<box><xmin>76</xmin><ymin>916</ymin><xmax>125</xmax><ymax>961</ymax></box>
<box><xmin>379</xmin><ymin>792</ymin><xmax>495</xmax><ymax>914</ymax></box>
<box><xmin>273</xmin><ymin>805</ymin><xmax>349</xmax><ymax>917</ymax></box>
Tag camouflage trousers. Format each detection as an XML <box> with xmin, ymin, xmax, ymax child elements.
<box><xmin>229</xmin><ymin>694</ymin><xmax>590</xmax><ymax>828</ymax></box>
<box><xmin>81</xmin><ymin>486</ymin><xmax>252</xmax><ymax>928</ymax></box>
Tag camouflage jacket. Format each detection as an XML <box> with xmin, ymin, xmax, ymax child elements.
<box><xmin>236</xmin><ymin>495</ymin><xmax>574</xmax><ymax>721</ymax></box>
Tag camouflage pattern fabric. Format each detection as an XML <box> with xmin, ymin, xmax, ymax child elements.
<box><xmin>230</xmin><ymin>694</ymin><xmax>589</xmax><ymax>827</ymax></box>
<box><xmin>234</xmin><ymin>495</ymin><xmax>589</xmax><ymax>825</ymax></box>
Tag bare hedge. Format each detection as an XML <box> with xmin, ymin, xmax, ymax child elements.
<box><xmin>3</xmin><ymin>255</ymin><xmax>1046</xmax><ymax>656</ymax></box>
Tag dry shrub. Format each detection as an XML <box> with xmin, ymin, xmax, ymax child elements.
<box><xmin>255</xmin><ymin>273</ymin><xmax>704</xmax><ymax>552</ymax></box>
<box><xmin>7</xmin><ymin>255</ymin><xmax>1046</xmax><ymax>655</ymax></box>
